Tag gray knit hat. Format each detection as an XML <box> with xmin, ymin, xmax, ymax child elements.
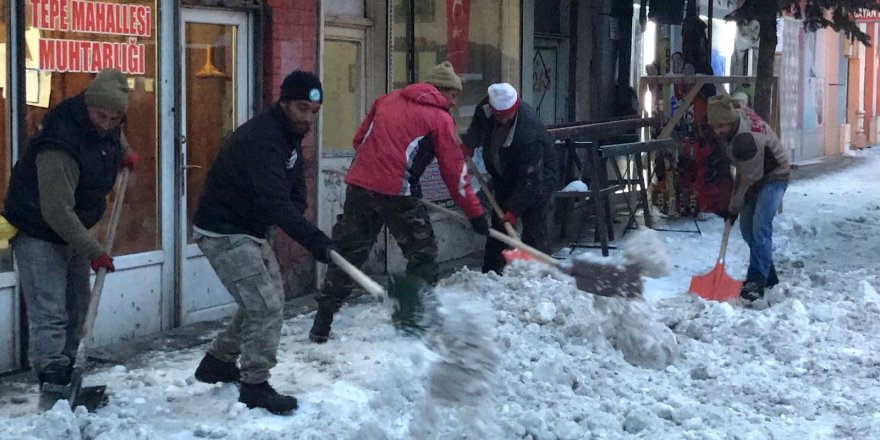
<box><xmin>84</xmin><ymin>69</ymin><xmax>129</xmax><ymax>113</ymax></box>
<box><xmin>423</xmin><ymin>61</ymin><xmax>463</xmax><ymax>91</ymax></box>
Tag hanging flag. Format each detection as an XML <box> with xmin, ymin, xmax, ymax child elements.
<box><xmin>446</xmin><ymin>0</ymin><xmax>470</xmax><ymax>74</ymax></box>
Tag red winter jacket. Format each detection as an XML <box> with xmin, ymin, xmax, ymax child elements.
<box><xmin>345</xmin><ymin>83</ymin><xmax>484</xmax><ymax>219</ymax></box>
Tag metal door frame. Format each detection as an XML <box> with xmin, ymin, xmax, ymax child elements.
<box><xmin>175</xmin><ymin>8</ymin><xmax>253</xmax><ymax>325</ymax></box>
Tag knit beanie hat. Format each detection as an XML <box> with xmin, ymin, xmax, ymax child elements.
<box><xmin>423</xmin><ymin>61</ymin><xmax>463</xmax><ymax>91</ymax></box>
<box><xmin>280</xmin><ymin>70</ymin><xmax>323</xmax><ymax>103</ymax></box>
<box><xmin>706</xmin><ymin>96</ymin><xmax>739</xmax><ymax>125</ymax></box>
<box><xmin>488</xmin><ymin>83</ymin><xmax>519</xmax><ymax>117</ymax></box>
<box><xmin>84</xmin><ymin>69</ymin><xmax>129</xmax><ymax>113</ymax></box>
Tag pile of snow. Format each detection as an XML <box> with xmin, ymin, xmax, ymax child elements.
<box><xmin>2</xmin><ymin>150</ymin><xmax>880</xmax><ymax>439</ymax></box>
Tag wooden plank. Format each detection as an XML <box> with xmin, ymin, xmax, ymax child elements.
<box><xmin>547</xmin><ymin>116</ymin><xmax>660</xmax><ymax>141</ymax></box>
<box><xmin>598</xmin><ymin>139</ymin><xmax>677</xmax><ymax>157</ymax></box>
<box><xmin>640</xmin><ymin>75</ymin><xmax>756</xmax><ymax>86</ymax></box>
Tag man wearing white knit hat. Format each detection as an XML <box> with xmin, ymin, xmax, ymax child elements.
<box><xmin>462</xmin><ymin>83</ymin><xmax>558</xmax><ymax>273</ymax></box>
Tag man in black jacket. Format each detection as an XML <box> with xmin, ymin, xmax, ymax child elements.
<box><xmin>4</xmin><ymin>69</ymin><xmax>136</xmax><ymax>408</ymax></box>
<box><xmin>191</xmin><ymin>71</ymin><xmax>333</xmax><ymax>415</ymax></box>
<box><xmin>462</xmin><ymin>83</ymin><xmax>558</xmax><ymax>273</ymax></box>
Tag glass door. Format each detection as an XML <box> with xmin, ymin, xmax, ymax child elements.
<box><xmin>317</xmin><ymin>25</ymin><xmax>367</xmax><ymax>282</ymax></box>
<box><xmin>179</xmin><ymin>9</ymin><xmax>252</xmax><ymax>325</ymax></box>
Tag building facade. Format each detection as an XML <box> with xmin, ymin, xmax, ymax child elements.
<box><xmin>0</xmin><ymin>0</ymin><xmax>537</xmax><ymax>373</ymax></box>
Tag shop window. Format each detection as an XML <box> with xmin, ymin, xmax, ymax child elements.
<box><xmin>391</xmin><ymin>0</ymin><xmax>521</xmax><ymax>129</ymax></box>
<box><xmin>1</xmin><ymin>0</ymin><xmax>10</xmax><ymax>271</ymax></box>
<box><xmin>21</xmin><ymin>0</ymin><xmax>158</xmax><ymax>257</ymax></box>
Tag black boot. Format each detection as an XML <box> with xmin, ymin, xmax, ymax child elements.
<box><xmin>38</xmin><ymin>367</ymin><xmax>72</xmax><ymax>389</ymax></box>
<box><xmin>766</xmin><ymin>267</ymin><xmax>779</xmax><ymax>289</ymax></box>
<box><xmin>37</xmin><ymin>366</ymin><xmax>73</xmax><ymax>411</ymax></box>
<box><xmin>239</xmin><ymin>381</ymin><xmax>298</xmax><ymax>415</ymax></box>
<box><xmin>740</xmin><ymin>280</ymin><xmax>765</xmax><ymax>302</ymax></box>
<box><xmin>309</xmin><ymin>307</ymin><xmax>335</xmax><ymax>344</ymax></box>
<box><xmin>194</xmin><ymin>353</ymin><xmax>240</xmax><ymax>384</ymax></box>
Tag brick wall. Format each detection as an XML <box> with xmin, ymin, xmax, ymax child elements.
<box><xmin>262</xmin><ymin>0</ymin><xmax>321</xmax><ymax>297</ymax></box>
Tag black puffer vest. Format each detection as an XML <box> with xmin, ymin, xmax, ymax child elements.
<box><xmin>4</xmin><ymin>94</ymin><xmax>122</xmax><ymax>244</ymax></box>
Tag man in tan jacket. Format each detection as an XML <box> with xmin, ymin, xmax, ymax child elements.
<box><xmin>707</xmin><ymin>96</ymin><xmax>790</xmax><ymax>301</ymax></box>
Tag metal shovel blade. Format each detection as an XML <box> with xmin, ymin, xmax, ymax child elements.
<box><xmin>688</xmin><ymin>262</ymin><xmax>743</xmax><ymax>301</ymax></box>
<box><xmin>38</xmin><ymin>382</ymin><xmax>108</xmax><ymax>412</ymax></box>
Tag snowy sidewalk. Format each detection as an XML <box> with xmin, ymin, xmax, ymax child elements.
<box><xmin>2</xmin><ymin>149</ymin><xmax>880</xmax><ymax>440</ymax></box>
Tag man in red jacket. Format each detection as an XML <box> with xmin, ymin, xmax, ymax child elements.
<box><xmin>309</xmin><ymin>61</ymin><xmax>489</xmax><ymax>343</ymax></box>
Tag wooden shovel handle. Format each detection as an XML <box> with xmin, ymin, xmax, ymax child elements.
<box><xmin>329</xmin><ymin>250</ymin><xmax>386</xmax><ymax>300</ymax></box>
<box><xmin>465</xmin><ymin>156</ymin><xmax>518</xmax><ymax>239</ymax></box>
<box><xmin>717</xmin><ymin>219</ymin><xmax>732</xmax><ymax>264</ymax></box>
<box><xmin>423</xmin><ymin>201</ymin><xmax>560</xmax><ymax>268</ymax></box>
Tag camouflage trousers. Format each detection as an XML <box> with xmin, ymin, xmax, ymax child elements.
<box><xmin>195</xmin><ymin>232</ymin><xmax>284</xmax><ymax>384</ymax></box>
<box><xmin>317</xmin><ymin>185</ymin><xmax>438</xmax><ymax>312</ymax></box>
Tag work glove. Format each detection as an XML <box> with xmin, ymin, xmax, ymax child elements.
<box><xmin>502</xmin><ymin>211</ymin><xmax>517</xmax><ymax>226</ymax></box>
<box><xmin>90</xmin><ymin>253</ymin><xmax>115</xmax><ymax>273</ymax></box>
<box><xmin>469</xmin><ymin>215</ymin><xmax>490</xmax><ymax>236</ymax></box>
<box><xmin>307</xmin><ymin>233</ymin><xmax>335</xmax><ymax>264</ymax></box>
<box><xmin>119</xmin><ymin>152</ymin><xmax>140</xmax><ymax>171</ymax></box>
<box><xmin>716</xmin><ymin>209</ymin><xmax>738</xmax><ymax>226</ymax></box>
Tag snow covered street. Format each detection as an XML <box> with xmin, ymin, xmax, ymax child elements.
<box><xmin>2</xmin><ymin>149</ymin><xmax>880</xmax><ymax>440</ymax></box>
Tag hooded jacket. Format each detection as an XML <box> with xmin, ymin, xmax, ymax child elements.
<box><xmin>721</xmin><ymin>107</ymin><xmax>791</xmax><ymax>214</ymax></box>
<box><xmin>461</xmin><ymin>98</ymin><xmax>558</xmax><ymax>216</ymax></box>
<box><xmin>344</xmin><ymin>83</ymin><xmax>483</xmax><ymax>219</ymax></box>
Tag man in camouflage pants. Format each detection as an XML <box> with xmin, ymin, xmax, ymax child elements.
<box><xmin>192</xmin><ymin>71</ymin><xmax>333</xmax><ymax>415</ymax></box>
<box><xmin>309</xmin><ymin>61</ymin><xmax>489</xmax><ymax>343</ymax></box>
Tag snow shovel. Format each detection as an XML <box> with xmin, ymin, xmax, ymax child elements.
<box><xmin>422</xmin><ymin>200</ymin><xmax>647</xmax><ymax>298</ymax></box>
<box><xmin>329</xmin><ymin>250</ymin><xmax>431</xmax><ymax>334</ymax></box>
<box><xmin>465</xmin><ymin>156</ymin><xmax>517</xmax><ymax>238</ymax></box>
<box><xmin>39</xmin><ymin>168</ymin><xmax>130</xmax><ymax>412</ymax></box>
<box><xmin>688</xmin><ymin>219</ymin><xmax>743</xmax><ymax>301</ymax></box>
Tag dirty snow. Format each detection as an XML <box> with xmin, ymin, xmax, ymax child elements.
<box><xmin>1</xmin><ymin>149</ymin><xmax>880</xmax><ymax>439</ymax></box>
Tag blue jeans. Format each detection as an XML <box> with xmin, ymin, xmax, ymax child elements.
<box><xmin>11</xmin><ymin>233</ymin><xmax>91</xmax><ymax>376</ymax></box>
<box><xmin>738</xmin><ymin>181</ymin><xmax>787</xmax><ymax>284</ymax></box>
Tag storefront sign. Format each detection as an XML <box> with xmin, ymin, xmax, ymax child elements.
<box><xmin>29</xmin><ymin>0</ymin><xmax>152</xmax><ymax>74</ymax></box>
<box><xmin>854</xmin><ymin>9</ymin><xmax>880</xmax><ymax>23</ymax></box>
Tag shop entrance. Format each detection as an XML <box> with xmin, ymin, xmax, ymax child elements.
<box><xmin>178</xmin><ymin>8</ymin><xmax>253</xmax><ymax>325</ymax></box>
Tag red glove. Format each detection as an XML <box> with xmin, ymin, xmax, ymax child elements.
<box><xmin>119</xmin><ymin>152</ymin><xmax>140</xmax><ymax>171</ymax></box>
<box><xmin>90</xmin><ymin>253</ymin><xmax>115</xmax><ymax>273</ymax></box>
<box><xmin>502</xmin><ymin>211</ymin><xmax>517</xmax><ymax>226</ymax></box>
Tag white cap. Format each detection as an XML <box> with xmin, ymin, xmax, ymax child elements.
<box><xmin>488</xmin><ymin>83</ymin><xmax>518</xmax><ymax>112</ymax></box>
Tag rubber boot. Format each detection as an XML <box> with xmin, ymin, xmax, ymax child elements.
<box><xmin>194</xmin><ymin>353</ymin><xmax>240</xmax><ymax>384</ymax></box>
<box><xmin>239</xmin><ymin>381</ymin><xmax>298</xmax><ymax>415</ymax></box>
<box><xmin>309</xmin><ymin>307</ymin><xmax>335</xmax><ymax>344</ymax></box>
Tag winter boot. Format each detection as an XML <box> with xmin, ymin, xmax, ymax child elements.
<box><xmin>239</xmin><ymin>381</ymin><xmax>298</xmax><ymax>415</ymax></box>
<box><xmin>194</xmin><ymin>353</ymin><xmax>240</xmax><ymax>384</ymax></box>
<box><xmin>37</xmin><ymin>366</ymin><xmax>73</xmax><ymax>411</ymax></box>
<box><xmin>740</xmin><ymin>281</ymin><xmax>765</xmax><ymax>302</ymax></box>
<box><xmin>309</xmin><ymin>307</ymin><xmax>335</xmax><ymax>344</ymax></box>
<box><xmin>766</xmin><ymin>267</ymin><xmax>779</xmax><ymax>289</ymax></box>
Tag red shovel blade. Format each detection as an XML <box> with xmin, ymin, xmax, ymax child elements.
<box><xmin>502</xmin><ymin>248</ymin><xmax>537</xmax><ymax>263</ymax></box>
<box><xmin>688</xmin><ymin>262</ymin><xmax>743</xmax><ymax>301</ymax></box>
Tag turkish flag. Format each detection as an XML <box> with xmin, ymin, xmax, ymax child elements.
<box><xmin>446</xmin><ymin>0</ymin><xmax>471</xmax><ymax>74</ymax></box>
